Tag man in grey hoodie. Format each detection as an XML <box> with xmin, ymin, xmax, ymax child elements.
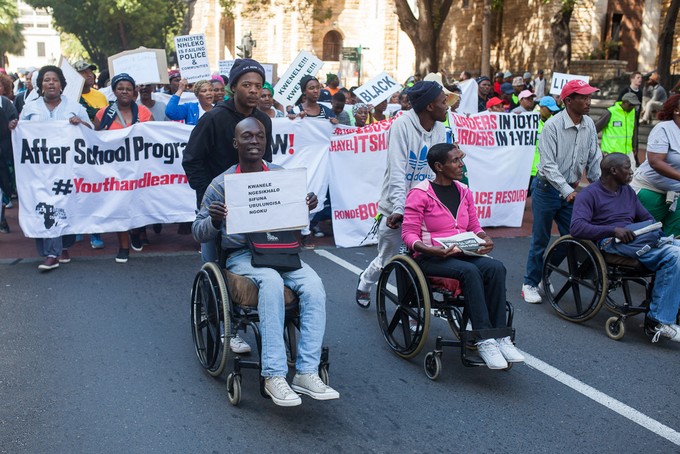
<box><xmin>356</xmin><ymin>81</ymin><xmax>450</xmax><ymax>307</ymax></box>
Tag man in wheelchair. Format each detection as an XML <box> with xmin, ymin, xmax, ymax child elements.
<box><xmin>570</xmin><ymin>153</ymin><xmax>680</xmax><ymax>343</ymax></box>
<box><xmin>192</xmin><ymin>117</ymin><xmax>340</xmax><ymax>406</ymax></box>
<box><xmin>401</xmin><ymin>143</ymin><xmax>525</xmax><ymax>369</ymax></box>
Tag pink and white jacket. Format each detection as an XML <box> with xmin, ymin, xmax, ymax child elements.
<box><xmin>401</xmin><ymin>180</ymin><xmax>484</xmax><ymax>254</ymax></box>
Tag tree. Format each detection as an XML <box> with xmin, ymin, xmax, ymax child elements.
<box><xmin>24</xmin><ymin>0</ymin><xmax>188</xmax><ymax>69</ymax></box>
<box><xmin>0</xmin><ymin>0</ymin><xmax>25</xmax><ymax>68</ymax></box>
<box><xmin>550</xmin><ymin>0</ymin><xmax>576</xmax><ymax>73</ymax></box>
<box><xmin>394</xmin><ymin>0</ymin><xmax>454</xmax><ymax>75</ymax></box>
<box><xmin>658</xmin><ymin>0</ymin><xmax>680</xmax><ymax>90</ymax></box>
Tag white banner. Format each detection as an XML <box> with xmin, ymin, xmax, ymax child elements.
<box><xmin>354</xmin><ymin>71</ymin><xmax>400</xmax><ymax>106</ymax></box>
<box><xmin>449</xmin><ymin>111</ymin><xmax>537</xmax><ymax>227</ymax></box>
<box><xmin>549</xmin><ymin>72</ymin><xmax>589</xmax><ymax>96</ymax></box>
<box><xmin>327</xmin><ymin>119</ymin><xmax>394</xmax><ymax>247</ymax></box>
<box><xmin>12</xmin><ymin>121</ymin><xmax>196</xmax><ymax>238</ymax></box>
<box><xmin>458</xmin><ymin>78</ymin><xmax>479</xmax><ymax>115</ymax></box>
<box><xmin>174</xmin><ymin>34</ymin><xmax>211</xmax><ymax>83</ymax></box>
<box><xmin>224</xmin><ymin>168</ymin><xmax>309</xmax><ymax>234</ymax></box>
<box><xmin>273</xmin><ymin>50</ymin><xmax>323</xmax><ymax>107</ymax></box>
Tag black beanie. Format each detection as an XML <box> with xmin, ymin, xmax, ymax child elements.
<box><xmin>229</xmin><ymin>58</ymin><xmax>265</xmax><ymax>89</ymax></box>
<box><xmin>408</xmin><ymin>81</ymin><xmax>443</xmax><ymax>113</ymax></box>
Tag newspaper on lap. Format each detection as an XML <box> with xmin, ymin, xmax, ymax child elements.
<box><xmin>433</xmin><ymin>231</ymin><xmax>490</xmax><ymax>257</ymax></box>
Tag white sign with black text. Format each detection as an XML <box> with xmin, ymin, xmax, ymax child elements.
<box><xmin>354</xmin><ymin>71</ymin><xmax>400</xmax><ymax>106</ymax></box>
<box><xmin>224</xmin><ymin>167</ymin><xmax>309</xmax><ymax>234</ymax></box>
<box><xmin>549</xmin><ymin>72</ymin><xmax>590</xmax><ymax>96</ymax></box>
<box><xmin>273</xmin><ymin>50</ymin><xmax>323</xmax><ymax>107</ymax></box>
<box><xmin>174</xmin><ymin>34</ymin><xmax>211</xmax><ymax>83</ymax></box>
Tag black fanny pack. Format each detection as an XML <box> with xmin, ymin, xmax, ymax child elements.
<box><xmin>246</xmin><ymin>231</ymin><xmax>302</xmax><ymax>272</ymax></box>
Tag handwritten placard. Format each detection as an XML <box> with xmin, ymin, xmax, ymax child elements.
<box><xmin>108</xmin><ymin>48</ymin><xmax>168</xmax><ymax>85</ymax></box>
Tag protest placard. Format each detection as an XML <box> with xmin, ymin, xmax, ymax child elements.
<box><xmin>58</xmin><ymin>56</ymin><xmax>84</xmax><ymax>104</ymax></box>
<box><xmin>108</xmin><ymin>48</ymin><xmax>168</xmax><ymax>85</ymax></box>
<box><xmin>549</xmin><ymin>72</ymin><xmax>590</xmax><ymax>96</ymax></box>
<box><xmin>458</xmin><ymin>78</ymin><xmax>479</xmax><ymax>115</ymax></box>
<box><xmin>273</xmin><ymin>50</ymin><xmax>323</xmax><ymax>107</ymax></box>
<box><xmin>174</xmin><ymin>34</ymin><xmax>211</xmax><ymax>83</ymax></box>
<box><xmin>218</xmin><ymin>60</ymin><xmax>234</xmax><ymax>76</ymax></box>
<box><xmin>353</xmin><ymin>71</ymin><xmax>400</xmax><ymax>106</ymax></box>
<box><xmin>224</xmin><ymin>168</ymin><xmax>309</xmax><ymax>234</ymax></box>
<box><xmin>218</xmin><ymin>60</ymin><xmax>275</xmax><ymax>83</ymax></box>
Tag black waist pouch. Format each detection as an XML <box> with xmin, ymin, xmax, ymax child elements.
<box><xmin>246</xmin><ymin>231</ymin><xmax>302</xmax><ymax>272</ymax></box>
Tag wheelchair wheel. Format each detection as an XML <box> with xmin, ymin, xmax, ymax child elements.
<box><xmin>227</xmin><ymin>373</ymin><xmax>241</xmax><ymax>406</ymax></box>
<box><xmin>376</xmin><ymin>255</ymin><xmax>431</xmax><ymax>359</ymax></box>
<box><xmin>319</xmin><ymin>364</ymin><xmax>330</xmax><ymax>386</ymax></box>
<box><xmin>284</xmin><ymin>321</ymin><xmax>297</xmax><ymax>368</ymax></box>
<box><xmin>605</xmin><ymin>316</ymin><xmax>625</xmax><ymax>341</ymax></box>
<box><xmin>423</xmin><ymin>352</ymin><xmax>442</xmax><ymax>380</ymax></box>
<box><xmin>543</xmin><ymin>236</ymin><xmax>608</xmax><ymax>323</ymax></box>
<box><xmin>191</xmin><ymin>262</ymin><xmax>231</xmax><ymax>377</ymax></box>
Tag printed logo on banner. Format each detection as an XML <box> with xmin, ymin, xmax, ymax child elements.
<box><xmin>36</xmin><ymin>202</ymin><xmax>67</xmax><ymax>229</ymax></box>
<box><xmin>406</xmin><ymin>146</ymin><xmax>429</xmax><ymax>180</ymax></box>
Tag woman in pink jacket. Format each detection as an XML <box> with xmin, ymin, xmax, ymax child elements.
<box><xmin>401</xmin><ymin>143</ymin><xmax>524</xmax><ymax>369</ymax></box>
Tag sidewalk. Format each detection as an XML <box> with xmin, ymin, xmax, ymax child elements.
<box><xmin>0</xmin><ymin>199</ymin><xmax>539</xmax><ymax>262</ymax></box>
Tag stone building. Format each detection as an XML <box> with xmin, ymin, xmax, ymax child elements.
<box><xmin>6</xmin><ymin>0</ymin><xmax>61</xmax><ymax>72</ymax></box>
<box><xmin>191</xmin><ymin>0</ymin><xmax>679</xmax><ymax>85</ymax></box>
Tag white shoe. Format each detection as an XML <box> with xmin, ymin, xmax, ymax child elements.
<box><xmin>497</xmin><ymin>336</ymin><xmax>525</xmax><ymax>363</ymax></box>
<box><xmin>476</xmin><ymin>339</ymin><xmax>508</xmax><ymax>370</ymax></box>
<box><xmin>264</xmin><ymin>376</ymin><xmax>302</xmax><ymax>407</ymax></box>
<box><xmin>537</xmin><ymin>280</ymin><xmax>554</xmax><ymax>296</ymax></box>
<box><xmin>521</xmin><ymin>284</ymin><xmax>542</xmax><ymax>304</ymax></box>
<box><xmin>651</xmin><ymin>323</ymin><xmax>680</xmax><ymax>343</ymax></box>
<box><xmin>229</xmin><ymin>335</ymin><xmax>252</xmax><ymax>354</ymax></box>
<box><xmin>291</xmin><ymin>373</ymin><xmax>340</xmax><ymax>400</ymax></box>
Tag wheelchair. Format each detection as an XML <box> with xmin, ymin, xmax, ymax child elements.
<box><xmin>190</xmin><ymin>254</ymin><xmax>330</xmax><ymax>406</ymax></box>
<box><xmin>541</xmin><ymin>235</ymin><xmax>655</xmax><ymax>340</ymax></box>
<box><xmin>376</xmin><ymin>254</ymin><xmax>516</xmax><ymax>380</ymax></box>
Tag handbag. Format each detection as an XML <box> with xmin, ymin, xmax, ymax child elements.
<box><xmin>246</xmin><ymin>231</ymin><xmax>302</xmax><ymax>272</ymax></box>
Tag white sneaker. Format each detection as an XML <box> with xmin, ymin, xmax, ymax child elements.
<box><xmin>651</xmin><ymin>323</ymin><xmax>680</xmax><ymax>343</ymax></box>
<box><xmin>537</xmin><ymin>280</ymin><xmax>554</xmax><ymax>296</ymax></box>
<box><xmin>497</xmin><ymin>336</ymin><xmax>525</xmax><ymax>363</ymax></box>
<box><xmin>264</xmin><ymin>376</ymin><xmax>302</xmax><ymax>407</ymax></box>
<box><xmin>291</xmin><ymin>373</ymin><xmax>340</xmax><ymax>400</ymax></box>
<box><xmin>521</xmin><ymin>284</ymin><xmax>542</xmax><ymax>304</ymax></box>
<box><xmin>476</xmin><ymin>339</ymin><xmax>508</xmax><ymax>370</ymax></box>
<box><xmin>229</xmin><ymin>335</ymin><xmax>252</xmax><ymax>354</ymax></box>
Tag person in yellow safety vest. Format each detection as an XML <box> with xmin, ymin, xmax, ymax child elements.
<box><xmin>529</xmin><ymin>96</ymin><xmax>561</xmax><ymax>192</ymax></box>
<box><xmin>595</xmin><ymin>93</ymin><xmax>641</xmax><ymax>168</ymax></box>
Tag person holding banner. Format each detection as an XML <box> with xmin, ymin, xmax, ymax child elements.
<box><xmin>356</xmin><ymin>80</ymin><xmax>449</xmax><ymax>308</ymax></box>
<box><xmin>401</xmin><ymin>143</ymin><xmax>524</xmax><ymax>368</ymax></box>
<box><xmin>192</xmin><ymin>117</ymin><xmax>339</xmax><ymax>407</ymax></box>
<box><xmin>522</xmin><ymin>79</ymin><xmax>602</xmax><ymax>304</ymax></box>
<box><xmin>95</xmin><ymin>73</ymin><xmax>154</xmax><ymax>263</ymax></box>
<box><xmin>15</xmin><ymin>65</ymin><xmax>92</xmax><ymax>271</ymax></box>
<box><xmin>165</xmin><ymin>79</ymin><xmax>213</xmax><ymax>125</ymax></box>
<box><xmin>288</xmin><ymin>76</ymin><xmax>337</xmax><ymax>124</ymax></box>
<box><xmin>352</xmin><ymin>103</ymin><xmax>370</xmax><ymax>128</ymax></box>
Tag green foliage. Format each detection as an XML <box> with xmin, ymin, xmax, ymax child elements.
<box><xmin>219</xmin><ymin>0</ymin><xmax>331</xmax><ymax>22</ymax></box>
<box><xmin>0</xmin><ymin>0</ymin><xmax>25</xmax><ymax>64</ymax></box>
<box><xmin>24</xmin><ymin>0</ymin><xmax>187</xmax><ymax>68</ymax></box>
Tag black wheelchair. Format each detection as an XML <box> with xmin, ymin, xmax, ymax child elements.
<box><xmin>541</xmin><ymin>235</ymin><xmax>655</xmax><ymax>340</ymax></box>
<box><xmin>376</xmin><ymin>254</ymin><xmax>516</xmax><ymax>380</ymax></box>
<box><xmin>190</xmin><ymin>257</ymin><xmax>330</xmax><ymax>406</ymax></box>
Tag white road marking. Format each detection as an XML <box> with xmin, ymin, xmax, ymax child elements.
<box><xmin>315</xmin><ymin>248</ymin><xmax>680</xmax><ymax>447</ymax></box>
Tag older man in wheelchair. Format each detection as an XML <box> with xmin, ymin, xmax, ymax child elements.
<box><xmin>400</xmin><ymin>142</ymin><xmax>525</xmax><ymax>369</ymax></box>
<box><xmin>192</xmin><ymin>117</ymin><xmax>340</xmax><ymax>406</ymax></box>
<box><xmin>570</xmin><ymin>153</ymin><xmax>680</xmax><ymax>343</ymax></box>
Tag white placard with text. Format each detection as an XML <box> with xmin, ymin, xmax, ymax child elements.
<box><xmin>174</xmin><ymin>34</ymin><xmax>211</xmax><ymax>83</ymax></box>
<box><xmin>550</xmin><ymin>72</ymin><xmax>590</xmax><ymax>96</ymax></box>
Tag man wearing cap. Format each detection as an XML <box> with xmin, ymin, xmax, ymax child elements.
<box><xmin>477</xmin><ymin>76</ymin><xmax>492</xmax><ymax>112</ymax></box>
<box><xmin>641</xmin><ymin>73</ymin><xmax>668</xmax><ymax>124</ymax></box>
<box><xmin>355</xmin><ymin>80</ymin><xmax>449</xmax><ymax>308</ymax></box>
<box><xmin>74</xmin><ymin>60</ymin><xmax>108</xmax><ymax>121</ymax></box>
<box><xmin>521</xmin><ymin>79</ymin><xmax>602</xmax><ymax>304</ymax></box>
<box><xmin>529</xmin><ymin>96</ymin><xmax>561</xmax><ymax>188</ymax></box>
<box><xmin>511</xmin><ymin>77</ymin><xmax>525</xmax><ymax>107</ymax></box>
<box><xmin>486</xmin><ymin>97</ymin><xmax>505</xmax><ymax>112</ymax></box>
<box><xmin>595</xmin><ymin>93</ymin><xmax>640</xmax><ymax>168</ymax></box>
<box><xmin>499</xmin><ymin>82</ymin><xmax>515</xmax><ymax>111</ymax></box>
<box><xmin>511</xmin><ymin>90</ymin><xmax>535</xmax><ymax>113</ymax></box>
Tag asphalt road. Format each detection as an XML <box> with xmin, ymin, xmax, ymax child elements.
<box><xmin>1</xmin><ymin>238</ymin><xmax>679</xmax><ymax>453</ymax></box>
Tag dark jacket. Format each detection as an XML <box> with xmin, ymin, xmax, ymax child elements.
<box><xmin>182</xmin><ymin>98</ymin><xmax>273</xmax><ymax>207</ymax></box>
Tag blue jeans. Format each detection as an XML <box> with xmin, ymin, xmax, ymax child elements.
<box><xmin>226</xmin><ymin>249</ymin><xmax>326</xmax><ymax>377</ymax></box>
<box><xmin>524</xmin><ymin>177</ymin><xmax>573</xmax><ymax>286</ymax></box>
<box><xmin>602</xmin><ymin>239</ymin><xmax>680</xmax><ymax>324</ymax></box>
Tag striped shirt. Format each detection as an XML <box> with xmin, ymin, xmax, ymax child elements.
<box><xmin>537</xmin><ymin>108</ymin><xmax>601</xmax><ymax>198</ymax></box>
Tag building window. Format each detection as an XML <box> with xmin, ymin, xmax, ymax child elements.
<box><xmin>323</xmin><ymin>30</ymin><xmax>342</xmax><ymax>61</ymax></box>
<box><xmin>37</xmin><ymin>42</ymin><xmax>45</xmax><ymax>57</ymax></box>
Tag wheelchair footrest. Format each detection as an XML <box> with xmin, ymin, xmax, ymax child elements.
<box><xmin>460</xmin><ymin>327</ymin><xmax>514</xmax><ymax>343</ymax></box>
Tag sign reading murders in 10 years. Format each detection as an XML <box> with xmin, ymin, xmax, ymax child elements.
<box><xmin>224</xmin><ymin>168</ymin><xmax>309</xmax><ymax>234</ymax></box>
<box><xmin>174</xmin><ymin>33</ymin><xmax>211</xmax><ymax>83</ymax></box>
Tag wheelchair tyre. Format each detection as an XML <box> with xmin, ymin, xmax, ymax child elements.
<box><xmin>377</xmin><ymin>255</ymin><xmax>431</xmax><ymax>359</ymax></box>
<box><xmin>424</xmin><ymin>352</ymin><xmax>442</xmax><ymax>381</ymax></box>
<box><xmin>284</xmin><ymin>322</ymin><xmax>297</xmax><ymax>368</ymax></box>
<box><xmin>191</xmin><ymin>262</ymin><xmax>231</xmax><ymax>377</ymax></box>
<box><xmin>605</xmin><ymin>316</ymin><xmax>625</xmax><ymax>341</ymax></box>
<box><xmin>543</xmin><ymin>236</ymin><xmax>608</xmax><ymax>323</ymax></box>
<box><xmin>227</xmin><ymin>373</ymin><xmax>241</xmax><ymax>406</ymax></box>
<box><xmin>319</xmin><ymin>365</ymin><xmax>330</xmax><ymax>386</ymax></box>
